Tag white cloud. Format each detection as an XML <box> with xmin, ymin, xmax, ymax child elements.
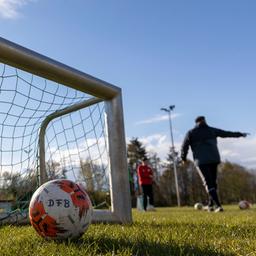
<box><xmin>137</xmin><ymin>133</ymin><xmax>182</xmax><ymax>161</ymax></box>
<box><xmin>218</xmin><ymin>136</ymin><xmax>256</xmax><ymax>169</ymax></box>
<box><xmin>47</xmin><ymin>137</ymin><xmax>109</xmax><ymax>167</ymax></box>
<box><xmin>0</xmin><ymin>0</ymin><xmax>33</xmax><ymax>19</ymax></box>
<box><xmin>135</xmin><ymin>113</ymin><xmax>181</xmax><ymax>125</ymax></box>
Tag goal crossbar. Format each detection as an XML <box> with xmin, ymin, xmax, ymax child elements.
<box><xmin>0</xmin><ymin>37</ymin><xmax>119</xmax><ymax>99</ymax></box>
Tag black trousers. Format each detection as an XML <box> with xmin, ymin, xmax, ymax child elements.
<box><xmin>197</xmin><ymin>163</ymin><xmax>221</xmax><ymax>207</ymax></box>
<box><xmin>141</xmin><ymin>184</ymin><xmax>154</xmax><ymax>210</ymax></box>
<box><xmin>198</xmin><ymin>163</ymin><xmax>218</xmax><ymax>192</ymax></box>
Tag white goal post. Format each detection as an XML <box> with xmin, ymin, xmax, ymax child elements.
<box><xmin>0</xmin><ymin>37</ymin><xmax>132</xmax><ymax>224</ymax></box>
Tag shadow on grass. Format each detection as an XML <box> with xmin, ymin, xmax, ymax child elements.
<box><xmin>69</xmin><ymin>235</ymin><xmax>234</xmax><ymax>256</ymax></box>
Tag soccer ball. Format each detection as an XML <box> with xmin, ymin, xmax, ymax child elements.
<box><xmin>29</xmin><ymin>179</ymin><xmax>92</xmax><ymax>240</ymax></box>
<box><xmin>194</xmin><ymin>203</ymin><xmax>203</xmax><ymax>210</ymax></box>
<box><xmin>238</xmin><ymin>200</ymin><xmax>250</xmax><ymax>210</ymax></box>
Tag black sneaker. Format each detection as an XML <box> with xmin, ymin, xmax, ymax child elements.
<box><xmin>214</xmin><ymin>207</ymin><xmax>224</xmax><ymax>213</ymax></box>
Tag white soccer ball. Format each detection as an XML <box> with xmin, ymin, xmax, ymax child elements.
<box><xmin>238</xmin><ymin>200</ymin><xmax>250</xmax><ymax>210</ymax></box>
<box><xmin>29</xmin><ymin>179</ymin><xmax>92</xmax><ymax>240</ymax></box>
<box><xmin>194</xmin><ymin>203</ymin><xmax>203</xmax><ymax>210</ymax></box>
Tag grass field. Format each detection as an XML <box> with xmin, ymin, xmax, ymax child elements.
<box><xmin>0</xmin><ymin>206</ymin><xmax>255</xmax><ymax>256</ymax></box>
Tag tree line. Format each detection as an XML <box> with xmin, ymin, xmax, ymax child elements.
<box><xmin>1</xmin><ymin>138</ymin><xmax>255</xmax><ymax>208</ymax></box>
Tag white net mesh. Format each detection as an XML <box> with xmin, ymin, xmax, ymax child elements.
<box><xmin>0</xmin><ymin>63</ymin><xmax>110</xmax><ymax>216</ymax></box>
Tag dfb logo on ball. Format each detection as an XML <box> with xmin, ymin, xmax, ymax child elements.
<box><xmin>29</xmin><ymin>179</ymin><xmax>92</xmax><ymax>240</ymax></box>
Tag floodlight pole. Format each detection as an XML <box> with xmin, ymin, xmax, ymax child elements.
<box><xmin>161</xmin><ymin>105</ymin><xmax>181</xmax><ymax>207</ymax></box>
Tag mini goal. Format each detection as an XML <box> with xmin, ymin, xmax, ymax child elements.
<box><xmin>0</xmin><ymin>37</ymin><xmax>132</xmax><ymax>224</ymax></box>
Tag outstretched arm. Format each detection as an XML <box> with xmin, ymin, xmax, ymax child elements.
<box><xmin>213</xmin><ymin>128</ymin><xmax>248</xmax><ymax>138</ymax></box>
<box><xmin>181</xmin><ymin>131</ymin><xmax>190</xmax><ymax>161</ymax></box>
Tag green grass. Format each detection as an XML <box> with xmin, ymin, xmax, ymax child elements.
<box><xmin>0</xmin><ymin>206</ymin><xmax>256</xmax><ymax>256</ymax></box>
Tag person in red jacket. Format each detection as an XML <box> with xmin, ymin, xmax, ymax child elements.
<box><xmin>137</xmin><ymin>158</ymin><xmax>154</xmax><ymax>211</ymax></box>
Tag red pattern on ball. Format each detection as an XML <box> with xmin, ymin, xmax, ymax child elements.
<box><xmin>29</xmin><ymin>198</ymin><xmax>59</xmax><ymax>237</ymax></box>
<box><xmin>55</xmin><ymin>180</ymin><xmax>90</xmax><ymax>219</ymax></box>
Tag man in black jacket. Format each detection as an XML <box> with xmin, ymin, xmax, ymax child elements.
<box><xmin>181</xmin><ymin>116</ymin><xmax>248</xmax><ymax>212</ymax></box>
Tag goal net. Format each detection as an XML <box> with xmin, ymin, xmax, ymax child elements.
<box><xmin>0</xmin><ymin>37</ymin><xmax>131</xmax><ymax>224</ymax></box>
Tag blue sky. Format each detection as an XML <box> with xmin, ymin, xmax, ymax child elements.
<box><xmin>0</xmin><ymin>0</ymin><xmax>256</xmax><ymax>168</ymax></box>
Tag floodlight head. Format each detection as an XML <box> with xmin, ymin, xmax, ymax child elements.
<box><xmin>169</xmin><ymin>105</ymin><xmax>175</xmax><ymax>111</ymax></box>
<box><xmin>161</xmin><ymin>108</ymin><xmax>169</xmax><ymax>112</ymax></box>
